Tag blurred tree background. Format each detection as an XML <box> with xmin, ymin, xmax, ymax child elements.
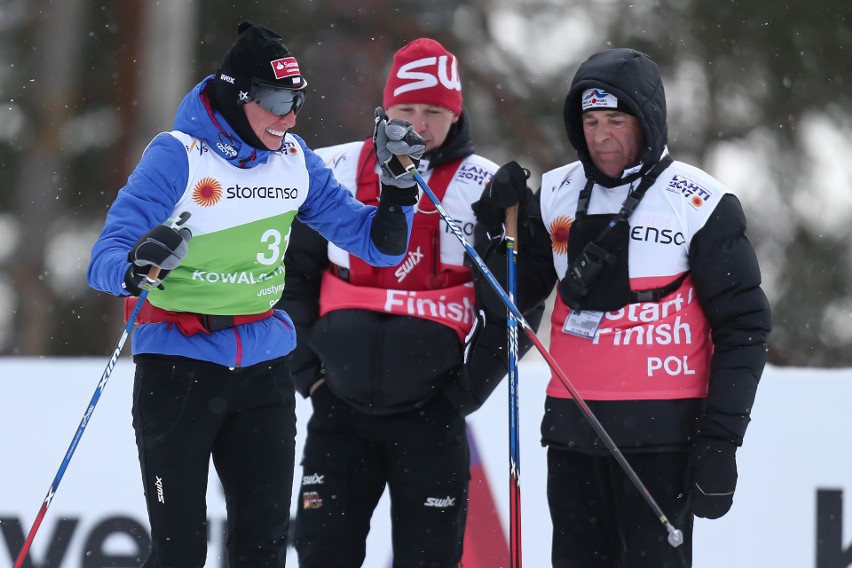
<box><xmin>1</xmin><ymin>0</ymin><xmax>850</xmax><ymax>366</ymax></box>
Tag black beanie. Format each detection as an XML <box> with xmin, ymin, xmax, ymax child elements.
<box><xmin>211</xmin><ymin>21</ymin><xmax>306</xmax><ymax>149</ymax></box>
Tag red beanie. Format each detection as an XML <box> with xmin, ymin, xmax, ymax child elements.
<box><xmin>383</xmin><ymin>38</ymin><xmax>463</xmax><ymax>115</ymax></box>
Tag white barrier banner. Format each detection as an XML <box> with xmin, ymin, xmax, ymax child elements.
<box><xmin>1</xmin><ymin>359</ymin><xmax>851</xmax><ymax>567</ymax></box>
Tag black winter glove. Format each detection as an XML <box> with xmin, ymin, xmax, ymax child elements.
<box><xmin>373</xmin><ymin>107</ymin><xmax>425</xmax><ymax>194</ymax></box>
<box><xmin>440</xmin><ymin>310</ymin><xmax>502</xmax><ymax>417</ymax></box>
<box><xmin>482</xmin><ymin>161</ymin><xmax>530</xmax><ymax>209</ymax></box>
<box><xmin>441</xmin><ymin>300</ymin><xmax>545</xmax><ymax>417</ymax></box>
<box><xmin>689</xmin><ymin>437</ymin><xmax>738</xmax><ymax>519</ymax></box>
<box><xmin>123</xmin><ymin>221</ymin><xmax>192</xmax><ymax>295</ymax></box>
<box><xmin>472</xmin><ymin>161</ymin><xmax>531</xmax><ymax>238</ymax></box>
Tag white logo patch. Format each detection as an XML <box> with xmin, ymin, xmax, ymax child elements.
<box><xmin>582</xmin><ymin>88</ymin><xmax>619</xmax><ymax>111</ymax></box>
<box><xmin>424</xmin><ymin>496</ymin><xmax>456</xmax><ymax>508</ymax></box>
<box><xmin>393</xmin><ymin>56</ymin><xmax>461</xmax><ymax>96</ymax></box>
<box><xmin>302</xmin><ymin>473</ymin><xmax>325</xmax><ymax>486</ymax></box>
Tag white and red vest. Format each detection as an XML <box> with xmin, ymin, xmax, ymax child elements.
<box><xmin>316</xmin><ymin>139</ymin><xmax>497</xmax><ymax>341</ymax></box>
<box><xmin>539</xmin><ymin>158</ymin><xmax>728</xmax><ymax>401</ymax></box>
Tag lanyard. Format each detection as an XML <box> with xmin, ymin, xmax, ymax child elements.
<box><xmin>576</xmin><ymin>155</ymin><xmax>674</xmax><ymax>231</ymax></box>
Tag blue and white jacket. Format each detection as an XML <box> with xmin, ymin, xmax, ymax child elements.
<box><xmin>88</xmin><ymin>75</ymin><xmax>413</xmax><ymax>368</ymax></box>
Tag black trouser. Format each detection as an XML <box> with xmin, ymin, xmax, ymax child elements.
<box><xmin>132</xmin><ymin>356</ymin><xmax>295</xmax><ymax>568</ymax></box>
<box><xmin>294</xmin><ymin>385</ymin><xmax>469</xmax><ymax>568</ymax></box>
<box><xmin>547</xmin><ymin>447</ymin><xmax>694</xmax><ymax>568</ymax></box>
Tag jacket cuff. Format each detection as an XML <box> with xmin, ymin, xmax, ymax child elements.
<box><xmin>379</xmin><ymin>182</ymin><xmax>418</xmax><ymax>206</ymax></box>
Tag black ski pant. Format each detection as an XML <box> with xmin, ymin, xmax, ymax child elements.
<box><xmin>547</xmin><ymin>447</ymin><xmax>694</xmax><ymax>568</ymax></box>
<box><xmin>294</xmin><ymin>385</ymin><xmax>469</xmax><ymax>568</ymax></box>
<box><xmin>132</xmin><ymin>355</ymin><xmax>295</xmax><ymax>568</ymax></box>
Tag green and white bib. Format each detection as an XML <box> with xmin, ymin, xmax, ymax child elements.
<box><xmin>148</xmin><ymin>132</ymin><xmax>309</xmax><ymax>315</ymax></box>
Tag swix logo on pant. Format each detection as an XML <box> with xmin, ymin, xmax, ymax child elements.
<box><xmin>302</xmin><ymin>473</ymin><xmax>325</xmax><ymax>485</ymax></box>
<box><xmin>424</xmin><ymin>496</ymin><xmax>456</xmax><ymax>508</ymax></box>
<box><xmin>155</xmin><ymin>476</ymin><xmax>165</xmax><ymax>504</ymax></box>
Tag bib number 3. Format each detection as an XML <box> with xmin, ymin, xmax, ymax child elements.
<box><xmin>256</xmin><ymin>228</ymin><xmax>284</xmax><ymax>265</ymax></box>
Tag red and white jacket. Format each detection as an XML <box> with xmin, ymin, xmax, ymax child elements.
<box><xmin>316</xmin><ymin>139</ymin><xmax>497</xmax><ymax>341</ymax></box>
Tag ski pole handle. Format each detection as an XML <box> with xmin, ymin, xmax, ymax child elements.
<box><xmin>146</xmin><ymin>267</ymin><xmax>162</xmax><ymax>284</ymax></box>
<box><xmin>505</xmin><ymin>204</ymin><xmax>519</xmax><ymax>247</ymax></box>
<box><xmin>397</xmin><ymin>155</ymin><xmax>416</xmax><ymax>170</ymax></box>
<box><xmin>142</xmin><ymin>211</ymin><xmax>191</xmax><ymax>289</ymax></box>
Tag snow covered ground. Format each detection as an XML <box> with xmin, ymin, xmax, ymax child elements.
<box><xmin>2</xmin><ymin>358</ymin><xmax>850</xmax><ymax>567</ymax></box>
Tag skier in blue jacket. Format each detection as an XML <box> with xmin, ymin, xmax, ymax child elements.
<box><xmin>87</xmin><ymin>21</ymin><xmax>424</xmax><ymax>568</ymax></box>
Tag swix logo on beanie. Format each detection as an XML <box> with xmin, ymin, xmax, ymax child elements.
<box><xmin>383</xmin><ymin>38</ymin><xmax>463</xmax><ymax>115</ymax></box>
<box><xmin>394</xmin><ymin>56</ymin><xmax>460</xmax><ymax>96</ymax></box>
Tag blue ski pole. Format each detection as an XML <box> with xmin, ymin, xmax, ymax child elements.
<box><xmin>506</xmin><ymin>204</ymin><xmax>522</xmax><ymax>567</ymax></box>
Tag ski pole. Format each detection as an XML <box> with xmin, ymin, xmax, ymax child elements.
<box><xmin>13</xmin><ymin>276</ymin><xmax>156</xmax><ymax>568</ymax></box>
<box><xmin>398</xmin><ymin>157</ymin><xmax>684</xmax><ymax>548</ymax></box>
<box><xmin>505</xmin><ymin>204</ymin><xmax>522</xmax><ymax>567</ymax></box>
<box><xmin>14</xmin><ymin>212</ymin><xmax>191</xmax><ymax>568</ymax></box>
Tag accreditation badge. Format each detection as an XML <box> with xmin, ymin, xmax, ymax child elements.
<box><xmin>562</xmin><ymin>309</ymin><xmax>605</xmax><ymax>340</ymax></box>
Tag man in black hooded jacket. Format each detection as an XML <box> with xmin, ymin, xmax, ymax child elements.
<box><xmin>475</xmin><ymin>48</ymin><xmax>771</xmax><ymax>567</ymax></box>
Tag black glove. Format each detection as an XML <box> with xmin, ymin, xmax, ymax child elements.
<box><xmin>440</xmin><ymin>310</ymin><xmax>497</xmax><ymax>417</ymax></box>
<box><xmin>123</xmin><ymin>221</ymin><xmax>191</xmax><ymax>295</ymax></box>
<box><xmin>373</xmin><ymin>107</ymin><xmax>425</xmax><ymax>190</ymax></box>
<box><xmin>689</xmin><ymin>437</ymin><xmax>738</xmax><ymax>519</ymax></box>
<box><xmin>473</xmin><ymin>161</ymin><xmax>531</xmax><ymax>238</ymax></box>
<box><xmin>482</xmin><ymin>161</ymin><xmax>530</xmax><ymax>208</ymax></box>
<box><xmin>441</xmin><ymin>299</ymin><xmax>545</xmax><ymax>417</ymax></box>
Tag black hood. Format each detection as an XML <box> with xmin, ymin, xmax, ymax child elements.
<box><xmin>564</xmin><ymin>48</ymin><xmax>668</xmax><ymax>187</ymax></box>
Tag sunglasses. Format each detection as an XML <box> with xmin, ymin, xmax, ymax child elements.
<box><xmin>248</xmin><ymin>79</ymin><xmax>307</xmax><ymax>117</ymax></box>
